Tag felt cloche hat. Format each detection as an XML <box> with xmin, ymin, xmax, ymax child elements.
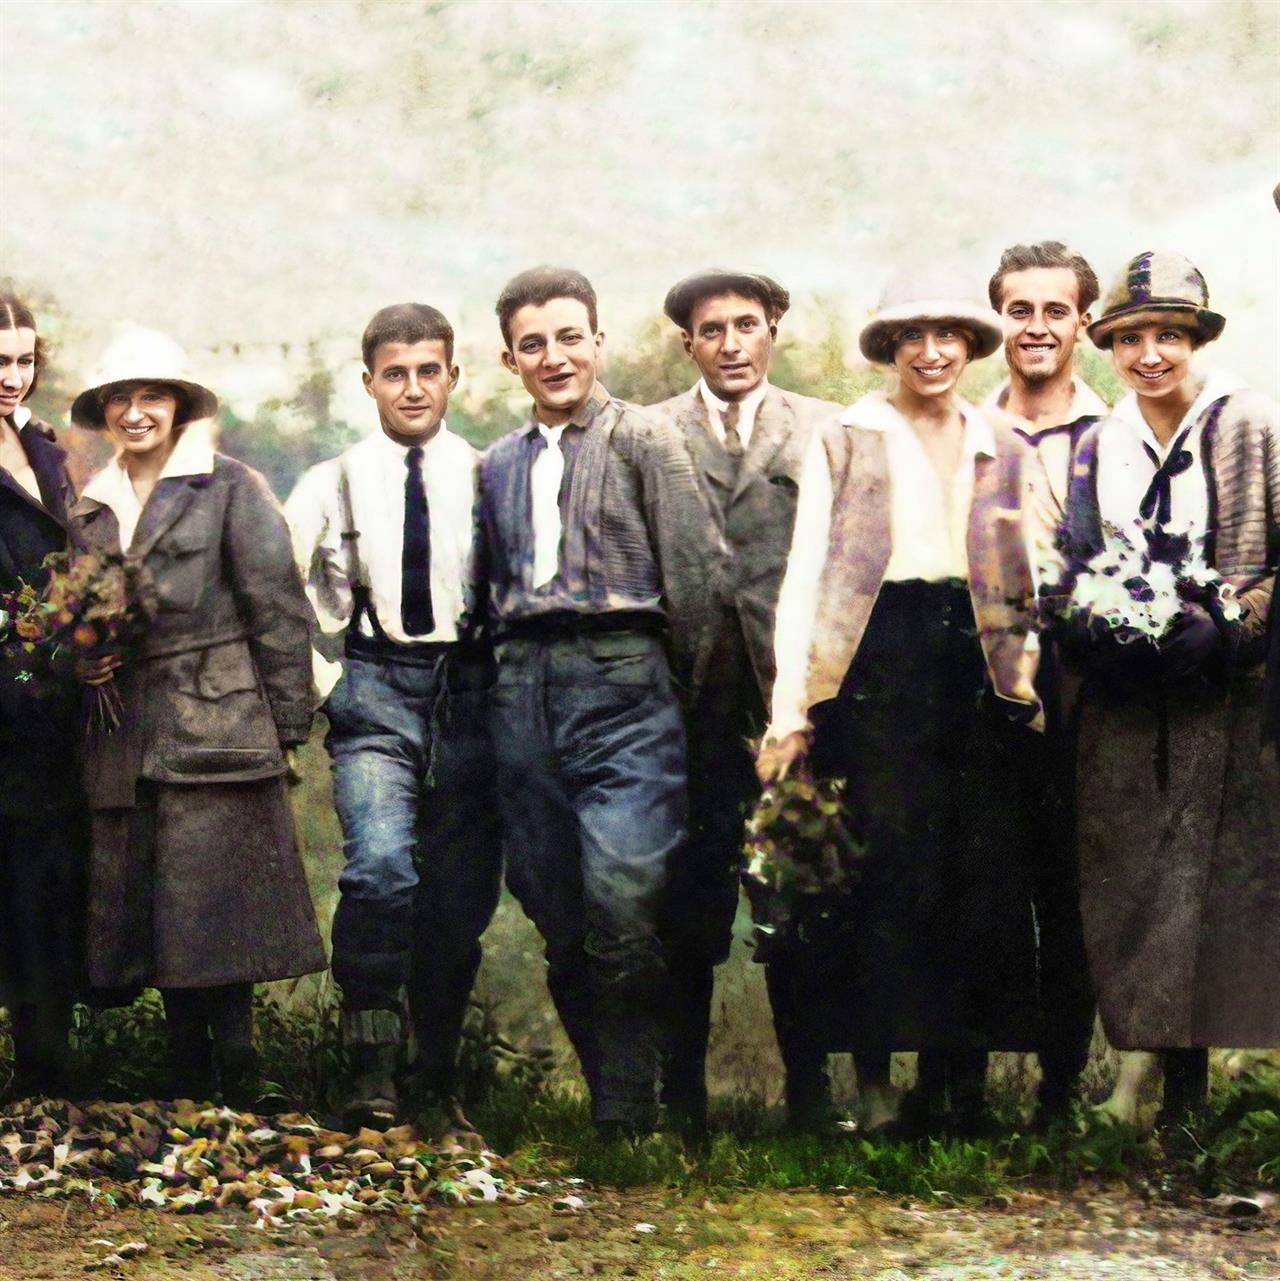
<box><xmin>71</xmin><ymin>329</ymin><xmax>219</xmax><ymax>428</ymax></box>
<box><xmin>1087</xmin><ymin>251</ymin><xmax>1225</xmax><ymax>349</ymax></box>
<box><xmin>858</xmin><ymin>269</ymin><xmax>1004</xmax><ymax>365</ymax></box>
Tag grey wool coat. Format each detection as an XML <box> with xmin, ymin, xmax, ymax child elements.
<box><xmin>70</xmin><ymin>451</ymin><xmax>325</xmax><ymax>989</ymax></box>
<box><xmin>652</xmin><ymin>384</ymin><xmax>841</xmax><ymax>704</ymax></box>
<box><xmin>1058</xmin><ymin>387</ymin><xmax>1280</xmax><ymax>1048</ymax></box>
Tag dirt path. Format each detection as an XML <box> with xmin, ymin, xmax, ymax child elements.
<box><xmin>2</xmin><ymin>1184</ymin><xmax>1276</xmax><ymax>1280</ymax></box>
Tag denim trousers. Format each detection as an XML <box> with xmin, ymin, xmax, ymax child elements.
<box><xmin>491</xmin><ymin>627</ymin><xmax>687</xmax><ymax>1128</ymax></box>
<box><xmin>325</xmin><ymin>646</ymin><xmax>502</xmax><ymax>1087</ymax></box>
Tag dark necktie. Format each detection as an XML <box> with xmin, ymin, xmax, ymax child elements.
<box><xmin>401</xmin><ymin>445</ymin><xmax>434</xmax><ymax>635</ymax></box>
<box><xmin>722</xmin><ymin>401</ymin><xmax>744</xmax><ymax>459</ymax></box>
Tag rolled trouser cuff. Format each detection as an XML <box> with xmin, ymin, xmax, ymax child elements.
<box><xmin>342</xmin><ymin>1007</ymin><xmax>403</xmax><ymax>1046</ymax></box>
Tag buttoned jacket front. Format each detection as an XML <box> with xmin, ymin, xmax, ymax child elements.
<box><xmin>70</xmin><ymin>451</ymin><xmax>313</xmax><ymax>806</ymax></box>
<box><xmin>652</xmin><ymin>383</ymin><xmax>840</xmax><ymax>703</ymax></box>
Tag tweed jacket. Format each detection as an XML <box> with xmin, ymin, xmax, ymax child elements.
<box><xmin>476</xmin><ymin>383</ymin><xmax>722</xmax><ymax>696</ymax></box>
<box><xmin>652</xmin><ymin>383</ymin><xmax>840</xmax><ymax>702</ymax></box>
<box><xmin>801</xmin><ymin>403</ymin><xmax>1042</xmax><ymax>726</ymax></box>
<box><xmin>69</xmin><ymin>450</ymin><xmax>314</xmax><ymax>806</ymax></box>
<box><xmin>1055</xmin><ymin>385</ymin><xmax>1279</xmax><ymax>654</ymax></box>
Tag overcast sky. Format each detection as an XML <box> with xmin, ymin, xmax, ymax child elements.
<box><xmin>5</xmin><ymin>0</ymin><xmax>1278</xmax><ymax>421</ymax></box>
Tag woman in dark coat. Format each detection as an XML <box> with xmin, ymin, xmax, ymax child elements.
<box><xmin>1044</xmin><ymin>252</ymin><xmax>1280</xmax><ymax>1125</ymax></box>
<box><xmin>69</xmin><ymin>330</ymin><xmax>325</xmax><ymax>1105</ymax></box>
<box><xmin>0</xmin><ymin>294</ymin><xmax>87</xmax><ymax>1098</ymax></box>
<box><xmin>757</xmin><ymin>271</ymin><xmax>1045</xmax><ymax>1135</ymax></box>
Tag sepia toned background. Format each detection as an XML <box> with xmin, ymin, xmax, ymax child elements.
<box><xmin>4</xmin><ymin>0</ymin><xmax>1279</xmax><ymax>1102</ymax></box>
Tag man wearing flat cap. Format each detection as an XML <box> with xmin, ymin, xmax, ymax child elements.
<box><xmin>651</xmin><ymin>270</ymin><xmax>842</xmax><ymax>1134</ymax></box>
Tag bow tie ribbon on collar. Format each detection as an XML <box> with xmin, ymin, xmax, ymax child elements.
<box><xmin>1138</xmin><ymin>426</ymin><xmax>1194</xmax><ymax>529</ymax></box>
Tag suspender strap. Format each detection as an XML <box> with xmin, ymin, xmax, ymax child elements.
<box><xmin>337</xmin><ymin>460</ymin><xmax>389</xmax><ymax>643</ymax></box>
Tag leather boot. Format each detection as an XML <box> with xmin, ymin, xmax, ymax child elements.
<box><xmin>341</xmin><ymin>1008</ymin><xmax>402</xmax><ymax>1131</ymax></box>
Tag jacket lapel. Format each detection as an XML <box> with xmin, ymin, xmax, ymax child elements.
<box><xmin>732</xmin><ymin>385</ymin><xmax>789</xmax><ymax>502</ymax></box>
<box><xmin>21</xmin><ymin>426</ymin><xmax>74</xmax><ymax>529</ymax></box>
<box><xmin>673</xmin><ymin>388</ymin><xmax>739</xmax><ymax>496</ymax></box>
<box><xmin>130</xmin><ymin>476</ymin><xmax>204</xmax><ymax>557</ymax></box>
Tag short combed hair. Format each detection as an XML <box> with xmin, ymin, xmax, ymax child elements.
<box><xmin>361</xmin><ymin>303</ymin><xmax>454</xmax><ymax>371</ymax></box>
<box><xmin>0</xmin><ymin>293</ymin><xmax>48</xmax><ymax>398</ymax></box>
<box><xmin>988</xmin><ymin>241</ymin><xmax>1100</xmax><ymax>314</ymax></box>
<box><xmin>495</xmin><ymin>266</ymin><xmax>598</xmax><ymax>348</ymax></box>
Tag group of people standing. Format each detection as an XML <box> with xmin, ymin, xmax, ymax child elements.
<box><xmin>0</xmin><ymin>239</ymin><xmax>1276</xmax><ymax>1143</ymax></box>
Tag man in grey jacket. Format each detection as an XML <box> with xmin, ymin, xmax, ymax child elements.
<box><xmin>651</xmin><ymin>270</ymin><xmax>841</xmax><ymax>1134</ymax></box>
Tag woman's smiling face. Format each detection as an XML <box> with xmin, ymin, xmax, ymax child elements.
<box><xmin>1111</xmin><ymin>321</ymin><xmax>1196</xmax><ymax>401</ymax></box>
<box><xmin>101</xmin><ymin>382</ymin><xmax>183</xmax><ymax>460</ymax></box>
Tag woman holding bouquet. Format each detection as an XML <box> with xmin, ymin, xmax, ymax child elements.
<box><xmin>756</xmin><ymin>271</ymin><xmax>1045</xmax><ymax>1136</ymax></box>
<box><xmin>69</xmin><ymin>330</ymin><xmax>324</xmax><ymax>1106</ymax></box>
<box><xmin>0</xmin><ymin>294</ymin><xmax>86</xmax><ymax>1098</ymax></box>
<box><xmin>1042</xmin><ymin>252</ymin><xmax>1280</xmax><ymax>1125</ymax></box>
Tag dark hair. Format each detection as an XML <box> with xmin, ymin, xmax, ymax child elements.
<box><xmin>0</xmin><ymin>293</ymin><xmax>47</xmax><ymax>399</ymax></box>
<box><xmin>361</xmin><ymin>303</ymin><xmax>455</xmax><ymax>371</ymax></box>
<box><xmin>988</xmin><ymin>241</ymin><xmax>1100</xmax><ymax>314</ymax></box>
<box><xmin>495</xmin><ymin>266</ymin><xmax>598</xmax><ymax>348</ymax></box>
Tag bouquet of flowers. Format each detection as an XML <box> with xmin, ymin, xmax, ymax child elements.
<box><xmin>740</xmin><ymin>765</ymin><xmax>864</xmax><ymax>958</ymax></box>
<box><xmin>0</xmin><ymin>550</ymin><xmax>157</xmax><ymax>731</ymax></box>
<box><xmin>1064</xmin><ymin>525</ymin><xmax>1240</xmax><ymax>642</ymax></box>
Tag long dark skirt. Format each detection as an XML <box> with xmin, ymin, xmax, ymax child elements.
<box><xmin>1074</xmin><ymin>667</ymin><xmax>1280</xmax><ymax>1048</ymax></box>
<box><xmin>89</xmin><ymin>777</ymin><xmax>326</xmax><ymax>991</ymax></box>
<box><xmin>781</xmin><ymin>580</ymin><xmax>1042</xmax><ymax>1056</ymax></box>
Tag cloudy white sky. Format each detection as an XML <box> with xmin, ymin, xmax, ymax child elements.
<box><xmin>4</xmin><ymin>0</ymin><xmax>1278</xmax><ymax>419</ymax></box>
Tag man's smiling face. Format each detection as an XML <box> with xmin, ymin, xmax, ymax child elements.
<box><xmin>501</xmin><ymin>297</ymin><xmax>603</xmax><ymax>425</ymax></box>
<box><xmin>997</xmin><ymin>266</ymin><xmax>1088</xmax><ymax>387</ymax></box>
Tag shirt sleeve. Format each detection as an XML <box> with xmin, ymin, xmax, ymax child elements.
<box><xmin>283</xmin><ymin>461</ymin><xmax>350</xmax><ymax>698</ymax></box>
<box><xmin>767</xmin><ymin>426</ymin><xmax>834</xmax><ymax>742</ymax></box>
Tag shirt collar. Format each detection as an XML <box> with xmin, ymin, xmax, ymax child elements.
<box><xmin>371</xmin><ymin>420</ymin><xmax>450</xmax><ymax>459</ymax></box>
<box><xmin>1109</xmin><ymin>368</ymin><xmax>1247</xmax><ymax>442</ymax></box>
<box><xmin>525</xmin><ymin>382</ymin><xmax>611</xmax><ymax>440</ymax></box>
<box><xmin>983</xmin><ymin>376</ymin><xmax>1109</xmax><ymax>425</ymax></box>
<box><xmin>841</xmin><ymin>388</ymin><xmax>996</xmax><ymax>458</ymax></box>
<box><xmin>10</xmin><ymin>406</ymin><xmax>32</xmax><ymax>430</ymax></box>
<box><xmin>698</xmin><ymin>377</ymin><xmax>769</xmax><ymax>420</ymax></box>
<box><xmin>82</xmin><ymin>418</ymin><xmax>216</xmax><ymax>506</ymax></box>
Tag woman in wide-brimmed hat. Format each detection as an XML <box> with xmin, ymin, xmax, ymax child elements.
<box><xmin>69</xmin><ymin>330</ymin><xmax>325</xmax><ymax>1106</ymax></box>
<box><xmin>0</xmin><ymin>294</ymin><xmax>87</xmax><ymax>1100</ymax></box>
<box><xmin>1041</xmin><ymin>251</ymin><xmax>1280</xmax><ymax>1126</ymax></box>
<box><xmin>757</xmin><ymin>270</ymin><xmax>1045</xmax><ymax>1136</ymax></box>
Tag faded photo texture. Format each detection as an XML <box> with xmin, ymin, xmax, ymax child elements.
<box><xmin>3</xmin><ymin>0</ymin><xmax>1278</xmax><ymax>1096</ymax></box>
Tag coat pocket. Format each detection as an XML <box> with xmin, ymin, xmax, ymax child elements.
<box><xmin>154</xmin><ymin>526</ymin><xmax>213</xmax><ymax>614</ymax></box>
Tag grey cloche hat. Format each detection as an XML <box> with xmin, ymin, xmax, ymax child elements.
<box><xmin>663</xmin><ymin>270</ymin><xmax>791</xmax><ymax>331</ymax></box>
<box><xmin>858</xmin><ymin>268</ymin><xmax>1005</xmax><ymax>365</ymax></box>
<box><xmin>71</xmin><ymin>329</ymin><xmax>219</xmax><ymax>429</ymax></box>
<box><xmin>1087</xmin><ymin>251</ymin><xmax>1225</xmax><ymax>349</ymax></box>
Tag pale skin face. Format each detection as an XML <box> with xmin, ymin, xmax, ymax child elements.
<box><xmin>682</xmin><ymin>292</ymin><xmax>775</xmax><ymax>401</ymax></box>
<box><xmin>101</xmin><ymin>382</ymin><xmax>183</xmax><ymax>470</ymax></box>
<box><xmin>0</xmin><ymin>327</ymin><xmax>37</xmax><ymax>418</ymax></box>
<box><xmin>363</xmin><ymin>338</ymin><xmax>458</xmax><ymax>445</ymax></box>
<box><xmin>890</xmin><ymin>323</ymin><xmax>971</xmax><ymax>404</ymax></box>
<box><xmin>501</xmin><ymin>297</ymin><xmax>604</xmax><ymax>426</ymax></box>
<box><xmin>997</xmin><ymin>267</ymin><xmax>1089</xmax><ymax>387</ymax></box>
<box><xmin>1111</xmin><ymin>321</ymin><xmax>1196</xmax><ymax>401</ymax></box>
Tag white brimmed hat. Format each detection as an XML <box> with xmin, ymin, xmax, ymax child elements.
<box><xmin>859</xmin><ymin>269</ymin><xmax>1004</xmax><ymax>365</ymax></box>
<box><xmin>71</xmin><ymin>329</ymin><xmax>219</xmax><ymax>429</ymax></box>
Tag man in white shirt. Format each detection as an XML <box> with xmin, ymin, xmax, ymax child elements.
<box><xmin>650</xmin><ymin>270</ymin><xmax>842</xmax><ymax>1134</ymax></box>
<box><xmin>985</xmin><ymin>242</ymin><xmax>1108</xmax><ymax>1124</ymax></box>
<box><xmin>286</xmin><ymin>304</ymin><xmax>500</xmax><ymax>1133</ymax></box>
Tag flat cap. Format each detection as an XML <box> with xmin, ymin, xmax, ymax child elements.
<box><xmin>663</xmin><ymin>270</ymin><xmax>790</xmax><ymax>330</ymax></box>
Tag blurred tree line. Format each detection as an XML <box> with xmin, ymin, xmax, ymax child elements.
<box><xmin>9</xmin><ymin>282</ymin><xmax>1127</xmax><ymax>503</ymax></box>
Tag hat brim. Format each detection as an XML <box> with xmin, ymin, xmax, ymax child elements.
<box><xmin>71</xmin><ymin>378</ymin><xmax>219</xmax><ymax>430</ymax></box>
<box><xmin>663</xmin><ymin>271</ymin><xmax>790</xmax><ymax>330</ymax></box>
<box><xmin>1088</xmin><ymin>302</ymin><xmax>1225</xmax><ymax>349</ymax></box>
<box><xmin>858</xmin><ymin>300</ymin><xmax>1004</xmax><ymax>365</ymax></box>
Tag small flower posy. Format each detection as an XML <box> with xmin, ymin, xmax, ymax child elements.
<box><xmin>740</xmin><ymin>765</ymin><xmax>864</xmax><ymax>955</ymax></box>
<box><xmin>0</xmin><ymin>550</ymin><xmax>157</xmax><ymax>731</ymax></box>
